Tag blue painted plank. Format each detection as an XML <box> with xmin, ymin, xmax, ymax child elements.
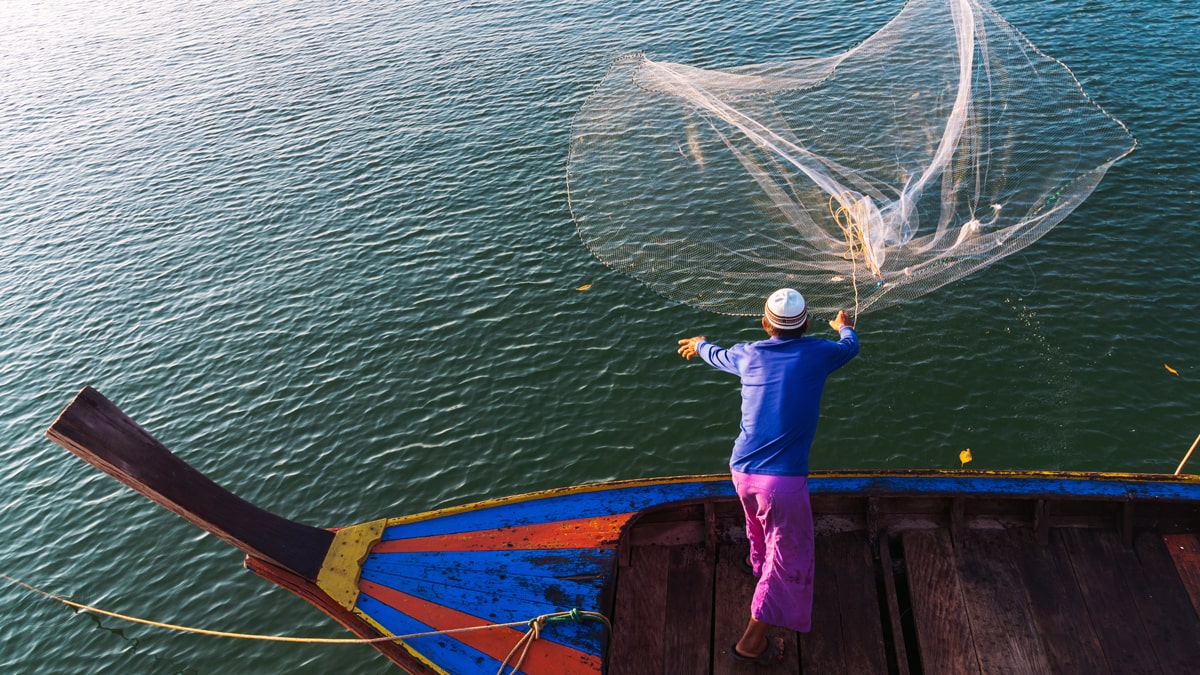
<box><xmin>360</xmin><ymin>549</ymin><xmax>608</xmax><ymax>654</ymax></box>
<box><xmin>382</xmin><ymin>478</ymin><xmax>732</xmax><ymax>541</ymax></box>
<box><xmin>364</xmin><ymin>548</ymin><xmax>614</xmax><ymax>581</ymax></box>
<box><xmin>357</xmin><ymin>593</ymin><xmax>507</xmax><ymax>675</ymax></box>
<box><xmin>381</xmin><ymin>474</ymin><xmax>1200</xmax><ymax>545</ymax></box>
<box><xmin>808</xmin><ymin>475</ymin><xmax>1200</xmax><ymax>500</ymax></box>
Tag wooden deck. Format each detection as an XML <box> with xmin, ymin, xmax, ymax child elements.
<box><xmin>608</xmin><ymin>498</ymin><xmax>1200</xmax><ymax>674</ymax></box>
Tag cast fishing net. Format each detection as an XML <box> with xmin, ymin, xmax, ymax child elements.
<box><xmin>566</xmin><ymin>0</ymin><xmax>1136</xmax><ymax>316</ymax></box>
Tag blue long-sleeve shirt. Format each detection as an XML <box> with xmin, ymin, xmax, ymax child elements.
<box><xmin>698</xmin><ymin>327</ymin><xmax>859</xmax><ymax>475</ymax></box>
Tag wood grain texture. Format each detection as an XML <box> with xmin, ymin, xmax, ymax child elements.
<box><xmin>46</xmin><ymin>386</ymin><xmax>333</xmax><ymax>579</ymax></box>
<box><xmin>609</xmin><ymin>545</ymin><xmax>670</xmax><ymax>675</ymax></box>
<box><xmin>801</xmin><ymin>531</ymin><xmax>888</xmax><ymax>674</ymax></box>
<box><xmin>1164</xmin><ymin>532</ymin><xmax>1200</xmax><ymax>618</ymax></box>
<box><xmin>953</xmin><ymin>528</ymin><xmax>1052</xmax><ymax>674</ymax></box>
<box><xmin>1127</xmin><ymin>530</ymin><xmax>1200</xmax><ymax>671</ymax></box>
<box><xmin>1061</xmin><ymin>527</ymin><xmax>1160</xmax><ymax>673</ymax></box>
<box><xmin>902</xmin><ymin>529</ymin><xmax>980</xmax><ymax>675</ymax></box>
<box><xmin>1008</xmin><ymin>527</ymin><xmax>1108</xmax><ymax>674</ymax></box>
<box><xmin>713</xmin><ymin>544</ymin><xmax>800</xmax><ymax>675</ymax></box>
<box><xmin>663</xmin><ymin>545</ymin><xmax>714</xmax><ymax>674</ymax></box>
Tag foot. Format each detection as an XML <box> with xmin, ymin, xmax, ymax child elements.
<box><xmin>730</xmin><ymin>636</ymin><xmax>785</xmax><ymax>665</ymax></box>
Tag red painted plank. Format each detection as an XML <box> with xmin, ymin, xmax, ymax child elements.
<box><xmin>372</xmin><ymin>513</ymin><xmax>633</xmax><ymax>553</ymax></box>
<box><xmin>360</xmin><ymin>580</ymin><xmax>602</xmax><ymax>674</ymax></box>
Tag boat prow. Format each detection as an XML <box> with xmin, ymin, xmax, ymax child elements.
<box><xmin>45</xmin><ymin>387</ymin><xmax>1200</xmax><ymax>673</ymax></box>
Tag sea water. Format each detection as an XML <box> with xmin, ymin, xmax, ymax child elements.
<box><xmin>0</xmin><ymin>0</ymin><xmax>1196</xmax><ymax>671</ymax></box>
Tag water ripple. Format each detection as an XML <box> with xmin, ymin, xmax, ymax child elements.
<box><xmin>1</xmin><ymin>0</ymin><xmax>1198</xmax><ymax>672</ymax></box>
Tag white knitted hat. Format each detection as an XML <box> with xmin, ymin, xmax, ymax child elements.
<box><xmin>764</xmin><ymin>288</ymin><xmax>808</xmax><ymax>330</ymax></box>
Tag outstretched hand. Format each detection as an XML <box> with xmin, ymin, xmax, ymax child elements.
<box><xmin>829</xmin><ymin>310</ymin><xmax>854</xmax><ymax>332</ymax></box>
<box><xmin>677</xmin><ymin>336</ymin><xmax>705</xmax><ymax>360</ymax></box>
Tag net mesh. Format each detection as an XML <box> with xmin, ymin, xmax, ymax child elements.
<box><xmin>566</xmin><ymin>0</ymin><xmax>1136</xmax><ymax>316</ymax></box>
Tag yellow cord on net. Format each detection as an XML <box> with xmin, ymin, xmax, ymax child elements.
<box><xmin>1</xmin><ymin>574</ymin><xmax>611</xmax><ymax>657</ymax></box>
<box><xmin>828</xmin><ymin>192</ymin><xmax>883</xmax><ymax>320</ymax></box>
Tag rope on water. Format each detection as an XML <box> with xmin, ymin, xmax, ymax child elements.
<box><xmin>2</xmin><ymin>573</ymin><xmax>611</xmax><ymax>670</ymax></box>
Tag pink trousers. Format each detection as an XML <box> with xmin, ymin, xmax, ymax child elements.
<box><xmin>731</xmin><ymin>470</ymin><xmax>815</xmax><ymax>632</ymax></box>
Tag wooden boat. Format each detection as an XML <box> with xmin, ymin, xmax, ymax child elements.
<box><xmin>46</xmin><ymin>386</ymin><xmax>1200</xmax><ymax>673</ymax></box>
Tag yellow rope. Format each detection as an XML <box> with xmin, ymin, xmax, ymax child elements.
<box><xmin>2</xmin><ymin>574</ymin><xmax>611</xmax><ymax>653</ymax></box>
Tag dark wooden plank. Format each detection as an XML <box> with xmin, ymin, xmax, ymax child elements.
<box><xmin>954</xmin><ymin>528</ymin><xmax>1052</xmax><ymax>673</ymax></box>
<box><xmin>902</xmin><ymin>529</ymin><xmax>981</xmax><ymax>675</ymax></box>
<box><xmin>1008</xmin><ymin>527</ymin><xmax>1108</xmax><ymax>674</ymax></box>
<box><xmin>663</xmin><ymin>545</ymin><xmax>714</xmax><ymax>674</ymax></box>
<box><xmin>1164</xmin><ymin>533</ymin><xmax>1200</xmax><ymax>618</ymax></box>
<box><xmin>878</xmin><ymin>540</ymin><xmax>910</xmax><ymax>675</ymax></box>
<box><xmin>45</xmin><ymin>386</ymin><xmax>334</xmax><ymax>580</ymax></box>
<box><xmin>609</xmin><ymin>545</ymin><xmax>671</xmax><ymax>675</ymax></box>
<box><xmin>801</xmin><ymin>532</ymin><xmax>888</xmax><ymax>674</ymax></box>
<box><xmin>801</xmin><ymin>534</ymin><xmax>844</xmax><ymax>671</ymax></box>
<box><xmin>611</xmin><ymin>545</ymin><xmax>671</xmax><ymax>674</ymax></box>
<box><xmin>1061</xmin><ymin>527</ymin><xmax>1160</xmax><ymax>673</ymax></box>
<box><xmin>1128</xmin><ymin>531</ymin><xmax>1200</xmax><ymax>670</ymax></box>
<box><xmin>712</xmin><ymin>544</ymin><xmax>800</xmax><ymax>675</ymax></box>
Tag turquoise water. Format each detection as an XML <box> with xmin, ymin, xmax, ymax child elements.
<box><xmin>0</xmin><ymin>0</ymin><xmax>1196</xmax><ymax>672</ymax></box>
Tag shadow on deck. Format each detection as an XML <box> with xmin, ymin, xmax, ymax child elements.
<box><xmin>607</xmin><ymin>497</ymin><xmax>1200</xmax><ymax>674</ymax></box>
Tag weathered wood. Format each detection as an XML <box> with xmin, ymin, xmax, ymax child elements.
<box><xmin>1061</xmin><ymin>527</ymin><xmax>1161</xmax><ymax>673</ymax></box>
<box><xmin>1126</xmin><ymin>530</ymin><xmax>1200</xmax><ymax>670</ymax></box>
<box><xmin>954</xmin><ymin>528</ymin><xmax>1052</xmax><ymax>673</ymax></box>
<box><xmin>1008</xmin><ymin>528</ymin><xmax>1108</xmax><ymax>674</ymax></box>
<box><xmin>609</xmin><ymin>545</ymin><xmax>670</xmax><ymax>675</ymax></box>
<box><xmin>1034</xmin><ymin>500</ymin><xmax>1049</xmax><ymax>546</ymax></box>
<box><xmin>712</xmin><ymin>544</ymin><xmax>800</xmax><ymax>675</ymax></box>
<box><xmin>801</xmin><ymin>531</ymin><xmax>888</xmax><ymax>674</ymax></box>
<box><xmin>1121</xmin><ymin>502</ymin><xmax>1135</xmax><ymax>547</ymax></box>
<box><xmin>45</xmin><ymin>386</ymin><xmax>334</xmax><ymax>580</ymax></box>
<box><xmin>244</xmin><ymin>556</ymin><xmax>434</xmax><ymax>673</ymax></box>
<box><xmin>1164</xmin><ymin>532</ymin><xmax>1200</xmax><ymax>618</ymax></box>
<box><xmin>802</xmin><ymin>535</ymin><xmax>843</xmax><ymax>671</ymax></box>
<box><xmin>663</xmin><ymin>545</ymin><xmax>714</xmax><ymax>674</ymax></box>
<box><xmin>705</xmin><ymin>500</ymin><xmax>718</xmax><ymax>556</ymax></box>
<box><xmin>902</xmin><ymin>529</ymin><xmax>980</xmax><ymax>675</ymax></box>
<box><xmin>878</xmin><ymin>539</ymin><xmax>910</xmax><ymax>675</ymax></box>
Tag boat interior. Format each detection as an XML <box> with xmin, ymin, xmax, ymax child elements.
<box><xmin>607</xmin><ymin>492</ymin><xmax>1200</xmax><ymax>674</ymax></box>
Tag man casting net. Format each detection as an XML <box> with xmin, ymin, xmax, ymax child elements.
<box><xmin>566</xmin><ymin>0</ymin><xmax>1136</xmax><ymax>316</ymax></box>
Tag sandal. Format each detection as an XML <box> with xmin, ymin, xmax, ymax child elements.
<box><xmin>738</xmin><ymin>554</ymin><xmax>760</xmax><ymax>578</ymax></box>
<box><xmin>730</xmin><ymin>636</ymin><xmax>785</xmax><ymax>665</ymax></box>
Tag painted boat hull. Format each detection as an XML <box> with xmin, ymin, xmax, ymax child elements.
<box><xmin>44</xmin><ymin>388</ymin><xmax>1200</xmax><ymax>673</ymax></box>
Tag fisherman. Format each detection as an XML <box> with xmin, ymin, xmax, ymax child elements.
<box><xmin>677</xmin><ymin>288</ymin><xmax>859</xmax><ymax>665</ymax></box>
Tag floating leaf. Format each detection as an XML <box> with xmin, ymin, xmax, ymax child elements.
<box><xmin>576</xmin><ymin>283</ymin><xmax>593</xmax><ymax>291</ymax></box>
<box><xmin>959</xmin><ymin>448</ymin><xmax>973</xmax><ymax>468</ymax></box>
<box><xmin>1165</xmin><ymin>363</ymin><xmax>1179</xmax><ymax>376</ymax></box>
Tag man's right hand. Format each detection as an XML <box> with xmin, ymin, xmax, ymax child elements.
<box><xmin>829</xmin><ymin>311</ymin><xmax>854</xmax><ymax>332</ymax></box>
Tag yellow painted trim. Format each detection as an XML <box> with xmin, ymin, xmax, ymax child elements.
<box><xmin>353</xmin><ymin>607</ymin><xmax>451</xmax><ymax>675</ymax></box>
<box><xmin>316</xmin><ymin>518</ymin><xmax>387</xmax><ymax>612</ymax></box>
<box><xmin>379</xmin><ymin>474</ymin><xmax>729</xmax><ymax>529</ymax></box>
<box><xmin>805</xmin><ymin>469</ymin><xmax>1200</xmax><ymax>482</ymax></box>
<box><xmin>325</xmin><ymin>470</ymin><xmax>1200</xmax><ymax>541</ymax></box>
<box><xmin>353</xmin><ymin>470</ymin><xmax>1200</xmax><ymax>532</ymax></box>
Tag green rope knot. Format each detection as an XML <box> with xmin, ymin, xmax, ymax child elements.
<box><xmin>543</xmin><ymin>608</ymin><xmax>583</xmax><ymax>624</ymax></box>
